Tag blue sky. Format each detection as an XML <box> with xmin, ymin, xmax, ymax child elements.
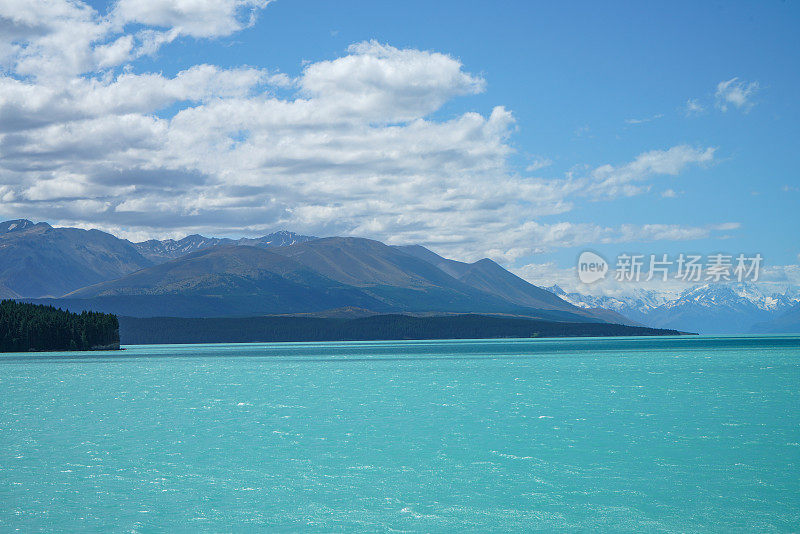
<box><xmin>1</xmin><ymin>0</ymin><xmax>798</xmax><ymax>291</ymax></box>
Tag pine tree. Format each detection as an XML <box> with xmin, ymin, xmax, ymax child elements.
<box><xmin>0</xmin><ymin>300</ymin><xmax>119</xmax><ymax>352</ymax></box>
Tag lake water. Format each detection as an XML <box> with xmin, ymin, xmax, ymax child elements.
<box><xmin>1</xmin><ymin>336</ymin><xmax>798</xmax><ymax>532</ymax></box>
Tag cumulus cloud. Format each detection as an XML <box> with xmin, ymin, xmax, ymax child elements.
<box><xmin>111</xmin><ymin>0</ymin><xmax>270</xmax><ymax>38</ymax></box>
<box><xmin>715</xmin><ymin>77</ymin><xmax>759</xmax><ymax>112</ymax></box>
<box><xmin>300</xmin><ymin>41</ymin><xmax>485</xmax><ymax>123</ymax></box>
<box><xmin>0</xmin><ymin>0</ymin><xmax>272</xmax><ymax>79</ymax></box>
<box><xmin>1</xmin><ymin>0</ymin><xmax>113</xmax><ymax>79</ymax></box>
<box><xmin>0</xmin><ymin>65</ymin><xmax>281</xmax><ymax>134</ymax></box>
<box><xmin>0</xmin><ymin>0</ymin><xmax>737</xmax><ymax>264</ymax></box>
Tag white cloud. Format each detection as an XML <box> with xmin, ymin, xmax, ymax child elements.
<box><xmin>0</xmin><ymin>0</ymin><xmax>273</xmax><ymax>80</ymax></box>
<box><xmin>112</xmin><ymin>0</ymin><xmax>271</xmax><ymax>39</ymax></box>
<box><xmin>515</xmin><ymin>253</ymin><xmax>798</xmax><ymax>298</ymax></box>
<box><xmin>525</xmin><ymin>157</ymin><xmax>552</xmax><ymax>172</ymax></box>
<box><xmin>23</xmin><ymin>172</ymin><xmax>90</xmax><ymax>201</ymax></box>
<box><xmin>0</xmin><ymin>1</ymin><xmax>738</xmax><ymax>264</ymax></box>
<box><xmin>299</xmin><ymin>41</ymin><xmax>485</xmax><ymax>123</ymax></box>
<box><xmin>684</xmin><ymin>98</ymin><xmax>705</xmax><ymax>116</ymax></box>
<box><xmin>709</xmin><ymin>222</ymin><xmax>741</xmax><ymax>231</ymax></box>
<box><xmin>759</xmin><ymin>264</ymin><xmax>800</xmax><ymax>287</ymax></box>
<box><xmin>625</xmin><ymin>114</ymin><xmax>663</xmax><ymax>125</ymax></box>
<box><xmin>661</xmin><ymin>188</ymin><xmax>678</xmax><ymax>198</ymax></box>
<box><xmin>715</xmin><ymin>77</ymin><xmax>758</xmax><ymax>112</ymax></box>
<box><xmin>93</xmin><ymin>34</ymin><xmax>134</xmax><ymax>68</ymax></box>
<box><xmin>454</xmin><ymin>221</ymin><xmax>740</xmax><ymax>264</ymax></box>
<box><xmin>582</xmin><ymin>145</ymin><xmax>715</xmax><ymax>200</ymax></box>
<box><xmin>0</xmin><ymin>65</ymin><xmax>281</xmax><ymax>134</ymax></box>
<box><xmin>512</xmin><ymin>262</ymin><xmax>572</xmax><ymax>289</ymax></box>
<box><xmin>1</xmin><ymin>0</ymin><xmax>112</xmax><ymax>80</ymax></box>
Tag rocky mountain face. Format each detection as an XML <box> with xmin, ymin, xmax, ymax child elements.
<box><xmin>0</xmin><ymin>220</ymin><xmax>318</xmax><ymax>298</ymax></box>
<box><xmin>0</xmin><ymin>220</ymin><xmax>153</xmax><ymax>298</ymax></box>
<box><xmin>131</xmin><ymin>230</ymin><xmax>316</xmax><ymax>262</ymax></box>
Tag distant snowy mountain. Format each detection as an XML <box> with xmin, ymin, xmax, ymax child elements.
<box><xmin>665</xmin><ymin>283</ymin><xmax>798</xmax><ymax>312</ymax></box>
<box><xmin>132</xmin><ymin>235</ymin><xmax>233</xmax><ymax>262</ymax></box>
<box><xmin>545</xmin><ymin>285</ymin><xmax>652</xmax><ymax>327</ymax></box>
<box><xmin>546</xmin><ymin>283</ymin><xmax>800</xmax><ymax>334</ymax></box>
<box><xmin>648</xmin><ymin>283</ymin><xmax>799</xmax><ymax>334</ymax></box>
<box><xmin>132</xmin><ymin>231</ymin><xmax>316</xmax><ymax>262</ymax></box>
<box><xmin>546</xmin><ymin>285</ymin><xmax>668</xmax><ymax>323</ymax></box>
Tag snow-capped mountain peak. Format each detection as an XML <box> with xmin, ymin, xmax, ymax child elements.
<box><xmin>544</xmin><ymin>282</ymin><xmax>800</xmax><ymax>334</ymax></box>
<box><xmin>670</xmin><ymin>282</ymin><xmax>798</xmax><ymax>312</ymax></box>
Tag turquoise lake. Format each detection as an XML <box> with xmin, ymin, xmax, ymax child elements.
<box><xmin>1</xmin><ymin>336</ymin><xmax>798</xmax><ymax>532</ymax></box>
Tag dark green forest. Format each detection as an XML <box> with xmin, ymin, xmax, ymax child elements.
<box><xmin>119</xmin><ymin>314</ymin><xmax>684</xmax><ymax>345</ymax></box>
<box><xmin>0</xmin><ymin>300</ymin><xmax>119</xmax><ymax>352</ymax></box>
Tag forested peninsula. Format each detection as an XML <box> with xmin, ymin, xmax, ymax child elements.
<box><xmin>0</xmin><ymin>300</ymin><xmax>119</xmax><ymax>352</ymax></box>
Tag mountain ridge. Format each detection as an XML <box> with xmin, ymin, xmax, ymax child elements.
<box><xmin>396</xmin><ymin>244</ymin><xmax>600</xmax><ymax>319</ymax></box>
<box><xmin>0</xmin><ymin>220</ymin><xmax>153</xmax><ymax>298</ymax></box>
<box><xmin>62</xmin><ymin>241</ymin><xmax>599</xmax><ymax>321</ymax></box>
<box><xmin>131</xmin><ymin>230</ymin><xmax>316</xmax><ymax>262</ymax></box>
<box><xmin>547</xmin><ymin>283</ymin><xmax>800</xmax><ymax>334</ymax></box>
<box><xmin>1</xmin><ymin>218</ymin><xmax>631</xmax><ymax>324</ymax></box>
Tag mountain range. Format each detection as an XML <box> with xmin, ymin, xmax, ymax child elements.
<box><xmin>2</xmin><ymin>219</ymin><xmax>609</xmax><ymax>322</ymax></box>
<box><xmin>547</xmin><ymin>283</ymin><xmax>800</xmax><ymax>334</ymax></box>
<box><xmin>0</xmin><ymin>219</ymin><xmax>151</xmax><ymax>298</ymax></box>
<box><xmin>59</xmin><ymin>237</ymin><xmax>608</xmax><ymax>320</ymax></box>
<box><xmin>5</xmin><ymin>218</ymin><xmax>796</xmax><ymax>333</ymax></box>
<box><xmin>0</xmin><ymin>219</ymin><xmax>317</xmax><ymax>298</ymax></box>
